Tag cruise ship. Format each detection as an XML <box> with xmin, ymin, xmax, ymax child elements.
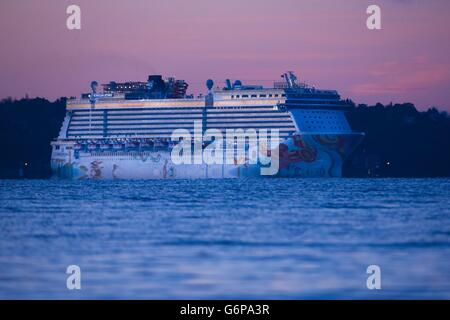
<box><xmin>51</xmin><ymin>72</ymin><xmax>364</xmax><ymax>179</ymax></box>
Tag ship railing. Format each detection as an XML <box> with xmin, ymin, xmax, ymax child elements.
<box><xmin>277</xmin><ymin>101</ymin><xmax>354</xmax><ymax>111</ymax></box>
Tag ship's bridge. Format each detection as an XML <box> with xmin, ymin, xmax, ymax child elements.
<box><xmin>214</xmin><ymin>88</ymin><xmax>285</xmax><ymax>101</ymax></box>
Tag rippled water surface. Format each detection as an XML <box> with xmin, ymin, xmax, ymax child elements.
<box><xmin>0</xmin><ymin>178</ymin><xmax>449</xmax><ymax>299</ymax></box>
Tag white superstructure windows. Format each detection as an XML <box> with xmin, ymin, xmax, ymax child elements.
<box><xmin>227</xmin><ymin>92</ymin><xmax>282</xmax><ymax>99</ymax></box>
<box><xmin>66</xmin><ymin>105</ymin><xmax>297</xmax><ymax>140</ymax></box>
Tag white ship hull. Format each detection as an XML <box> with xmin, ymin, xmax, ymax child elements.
<box><xmin>51</xmin><ymin>133</ymin><xmax>364</xmax><ymax>179</ymax></box>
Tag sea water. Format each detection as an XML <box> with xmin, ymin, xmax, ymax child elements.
<box><xmin>0</xmin><ymin>178</ymin><xmax>449</xmax><ymax>299</ymax></box>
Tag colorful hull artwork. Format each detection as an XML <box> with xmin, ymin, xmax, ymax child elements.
<box><xmin>51</xmin><ymin>133</ymin><xmax>364</xmax><ymax>180</ymax></box>
<box><xmin>275</xmin><ymin>133</ymin><xmax>364</xmax><ymax>177</ymax></box>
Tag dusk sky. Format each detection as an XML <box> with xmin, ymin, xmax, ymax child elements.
<box><xmin>1</xmin><ymin>0</ymin><xmax>449</xmax><ymax>110</ymax></box>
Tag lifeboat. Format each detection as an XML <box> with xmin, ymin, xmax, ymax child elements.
<box><xmin>140</xmin><ymin>141</ymin><xmax>151</xmax><ymax>148</ymax></box>
<box><xmin>154</xmin><ymin>139</ymin><xmax>165</xmax><ymax>149</ymax></box>
<box><xmin>100</xmin><ymin>144</ymin><xmax>110</xmax><ymax>150</ymax></box>
<box><xmin>125</xmin><ymin>142</ymin><xmax>139</xmax><ymax>149</ymax></box>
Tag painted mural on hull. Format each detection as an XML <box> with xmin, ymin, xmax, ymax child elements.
<box><xmin>51</xmin><ymin>133</ymin><xmax>364</xmax><ymax>180</ymax></box>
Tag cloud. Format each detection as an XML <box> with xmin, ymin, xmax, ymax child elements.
<box><xmin>351</xmin><ymin>57</ymin><xmax>450</xmax><ymax>95</ymax></box>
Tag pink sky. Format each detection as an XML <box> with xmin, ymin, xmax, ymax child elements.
<box><xmin>1</xmin><ymin>0</ymin><xmax>449</xmax><ymax>110</ymax></box>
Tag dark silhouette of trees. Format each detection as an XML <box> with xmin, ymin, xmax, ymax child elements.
<box><xmin>0</xmin><ymin>97</ymin><xmax>66</xmax><ymax>178</ymax></box>
<box><xmin>344</xmin><ymin>103</ymin><xmax>450</xmax><ymax>177</ymax></box>
<box><xmin>0</xmin><ymin>98</ymin><xmax>449</xmax><ymax>178</ymax></box>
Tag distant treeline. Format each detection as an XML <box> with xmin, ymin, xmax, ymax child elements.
<box><xmin>0</xmin><ymin>98</ymin><xmax>66</xmax><ymax>178</ymax></box>
<box><xmin>0</xmin><ymin>98</ymin><xmax>449</xmax><ymax>178</ymax></box>
<box><xmin>344</xmin><ymin>103</ymin><xmax>450</xmax><ymax>177</ymax></box>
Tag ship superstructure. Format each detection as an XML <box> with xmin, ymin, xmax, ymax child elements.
<box><xmin>51</xmin><ymin>72</ymin><xmax>364</xmax><ymax>179</ymax></box>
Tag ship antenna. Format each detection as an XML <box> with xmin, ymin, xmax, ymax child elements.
<box><xmin>89</xmin><ymin>81</ymin><xmax>98</xmax><ymax>135</ymax></box>
<box><xmin>282</xmin><ymin>71</ymin><xmax>300</xmax><ymax>90</ymax></box>
<box><xmin>204</xmin><ymin>79</ymin><xmax>214</xmax><ymax>134</ymax></box>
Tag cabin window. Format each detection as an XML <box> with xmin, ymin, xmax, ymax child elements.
<box><xmin>242</xmin><ymin>95</ymin><xmax>249</xmax><ymax>98</ymax></box>
<box><xmin>268</xmin><ymin>94</ymin><xmax>273</xmax><ymax>97</ymax></box>
<box><xmin>251</xmin><ymin>94</ymin><xmax>257</xmax><ymax>98</ymax></box>
<box><xmin>236</xmin><ymin>95</ymin><xmax>240</xmax><ymax>98</ymax></box>
<box><xmin>274</xmin><ymin>94</ymin><xmax>279</xmax><ymax>97</ymax></box>
<box><xmin>260</xmin><ymin>94</ymin><xmax>266</xmax><ymax>98</ymax></box>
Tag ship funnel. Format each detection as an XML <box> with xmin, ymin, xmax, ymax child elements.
<box><xmin>225</xmin><ymin>79</ymin><xmax>232</xmax><ymax>90</ymax></box>
<box><xmin>90</xmin><ymin>81</ymin><xmax>98</xmax><ymax>94</ymax></box>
